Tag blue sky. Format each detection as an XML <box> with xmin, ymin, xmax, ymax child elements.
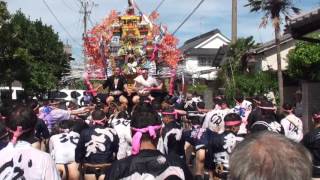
<box><xmin>5</xmin><ymin>0</ymin><xmax>320</xmax><ymax>66</ymax></box>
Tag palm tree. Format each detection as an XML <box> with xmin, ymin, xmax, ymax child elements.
<box><xmin>232</xmin><ymin>0</ymin><xmax>238</xmax><ymax>44</ymax></box>
<box><xmin>245</xmin><ymin>0</ymin><xmax>300</xmax><ymax>106</ymax></box>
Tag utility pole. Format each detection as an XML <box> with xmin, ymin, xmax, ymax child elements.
<box><xmin>231</xmin><ymin>0</ymin><xmax>237</xmax><ymax>44</ymax></box>
<box><xmin>80</xmin><ymin>0</ymin><xmax>91</xmax><ymax>40</ymax></box>
<box><xmin>79</xmin><ymin>0</ymin><xmax>97</xmax><ymax>62</ymax></box>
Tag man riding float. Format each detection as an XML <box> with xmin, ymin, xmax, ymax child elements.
<box><xmin>132</xmin><ymin>68</ymin><xmax>163</xmax><ymax>104</ymax></box>
<box><xmin>97</xmin><ymin>67</ymin><xmax>130</xmax><ymax>106</ymax></box>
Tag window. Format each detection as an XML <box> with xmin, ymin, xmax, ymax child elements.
<box><xmin>198</xmin><ymin>56</ymin><xmax>212</xmax><ymax>67</ymax></box>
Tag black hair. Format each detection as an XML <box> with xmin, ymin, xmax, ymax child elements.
<box><xmin>235</xmin><ymin>93</ymin><xmax>244</xmax><ymax>103</ymax></box>
<box><xmin>131</xmin><ymin>102</ymin><xmax>161</xmax><ymax>128</ymax></box>
<box><xmin>162</xmin><ymin>105</ymin><xmax>176</xmax><ymax>120</ymax></box>
<box><xmin>260</xmin><ymin>100</ymin><xmax>276</xmax><ymax>115</ymax></box>
<box><xmin>224</xmin><ymin>113</ymin><xmax>242</xmax><ymax>128</ymax></box>
<box><xmin>197</xmin><ymin>102</ymin><xmax>205</xmax><ymax>109</ymax></box>
<box><xmin>282</xmin><ymin>103</ymin><xmax>293</xmax><ymax>111</ymax></box>
<box><xmin>27</xmin><ymin>99</ymin><xmax>39</xmax><ymax>110</ymax></box>
<box><xmin>58</xmin><ymin>120</ymin><xmax>75</xmax><ymax>130</ymax></box>
<box><xmin>312</xmin><ymin>109</ymin><xmax>320</xmax><ymax>123</ymax></box>
<box><xmin>71</xmin><ymin>121</ymin><xmax>89</xmax><ymax>134</ymax></box>
<box><xmin>117</xmin><ymin>111</ymin><xmax>129</xmax><ymax>119</ymax></box>
<box><xmin>92</xmin><ymin>109</ymin><xmax>106</xmax><ymax>120</ymax></box>
<box><xmin>51</xmin><ymin>120</ymin><xmax>74</xmax><ymax>135</ymax></box>
<box><xmin>151</xmin><ymin>100</ymin><xmax>162</xmax><ymax>112</ymax></box>
<box><xmin>6</xmin><ymin>105</ymin><xmax>37</xmax><ymax>141</ymax></box>
<box><xmin>131</xmin><ymin>102</ymin><xmax>161</xmax><ymax>143</ymax></box>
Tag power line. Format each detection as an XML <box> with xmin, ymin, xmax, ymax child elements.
<box><xmin>42</xmin><ymin>0</ymin><xmax>81</xmax><ymax>47</ymax></box>
<box><xmin>60</xmin><ymin>0</ymin><xmax>77</xmax><ymax>12</ymax></box>
<box><xmin>153</xmin><ymin>0</ymin><xmax>166</xmax><ymax>12</ymax></box>
<box><xmin>172</xmin><ymin>0</ymin><xmax>205</xmax><ymax>35</ymax></box>
<box><xmin>73</xmin><ymin>0</ymin><xmax>81</xmax><ymax>8</ymax></box>
<box><xmin>89</xmin><ymin>16</ymin><xmax>95</xmax><ymax>28</ymax></box>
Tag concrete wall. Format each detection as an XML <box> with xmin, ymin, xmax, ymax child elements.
<box><xmin>284</xmin><ymin>86</ymin><xmax>300</xmax><ymax>105</ymax></box>
<box><xmin>302</xmin><ymin>82</ymin><xmax>320</xmax><ymax>133</ymax></box>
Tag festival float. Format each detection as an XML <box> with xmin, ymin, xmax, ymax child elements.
<box><xmin>83</xmin><ymin>0</ymin><xmax>181</xmax><ymax>96</ymax></box>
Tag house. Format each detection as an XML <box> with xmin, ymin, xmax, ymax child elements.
<box><xmin>250</xmin><ymin>7</ymin><xmax>320</xmax><ymax>72</ymax></box>
<box><xmin>179</xmin><ymin>29</ymin><xmax>230</xmax><ymax>108</ymax></box>
<box><xmin>180</xmin><ymin>29</ymin><xmax>230</xmax><ymax>80</ymax></box>
<box><xmin>250</xmin><ymin>33</ymin><xmax>295</xmax><ymax>72</ymax></box>
<box><xmin>286</xmin><ymin>8</ymin><xmax>320</xmax><ymax>43</ymax></box>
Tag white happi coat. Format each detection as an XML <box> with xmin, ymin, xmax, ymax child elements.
<box><xmin>109</xmin><ymin>118</ymin><xmax>132</xmax><ymax>159</ymax></box>
<box><xmin>49</xmin><ymin>131</ymin><xmax>80</xmax><ymax>164</ymax></box>
<box><xmin>0</xmin><ymin>141</ymin><xmax>60</xmax><ymax>180</ymax></box>
<box><xmin>233</xmin><ymin>100</ymin><xmax>252</xmax><ymax>135</ymax></box>
<box><xmin>281</xmin><ymin>114</ymin><xmax>303</xmax><ymax>142</ymax></box>
<box><xmin>202</xmin><ymin>108</ymin><xmax>232</xmax><ymax>134</ymax></box>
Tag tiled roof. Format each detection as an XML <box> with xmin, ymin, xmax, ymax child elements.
<box><xmin>287</xmin><ymin>8</ymin><xmax>320</xmax><ymax>39</ymax></box>
<box><xmin>252</xmin><ymin>33</ymin><xmax>294</xmax><ymax>54</ymax></box>
<box><xmin>180</xmin><ymin>29</ymin><xmax>221</xmax><ymax>52</ymax></box>
<box><xmin>185</xmin><ymin>48</ymin><xmax>219</xmax><ymax>56</ymax></box>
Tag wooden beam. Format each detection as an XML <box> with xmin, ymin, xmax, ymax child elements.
<box><xmin>297</xmin><ymin>37</ymin><xmax>320</xmax><ymax>44</ymax></box>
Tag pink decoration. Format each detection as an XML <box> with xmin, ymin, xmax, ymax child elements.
<box><xmin>83</xmin><ymin>72</ymin><xmax>97</xmax><ymax>96</ymax></box>
<box><xmin>131</xmin><ymin>125</ymin><xmax>162</xmax><ymax>155</ymax></box>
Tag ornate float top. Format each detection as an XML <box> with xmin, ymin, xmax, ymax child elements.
<box><xmin>83</xmin><ymin>0</ymin><xmax>181</xmax><ymax>79</ymax></box>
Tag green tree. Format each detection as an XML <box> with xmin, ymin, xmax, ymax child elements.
<box><xmin>219</xmin><ymin>36</ymin><xmax>256</xmax><ymax>90</ymax></box>
<box><xmin>228</xmin><ymin>36</ymin><xmax>257</xmax><ymax>74</ymax></box>
<box><xmin>0</xmin><ymin>1</ymin><xmax>9</xmax><ymax>26</ymax></box>
<box><xmin>245</xmin><ymin>0</ymin><xmax>300</xmax><ymax>106</ymax></box>
<box><xmin>0</xmin><ymin>9</ymin><xmax>70</xmax><ymax>95</ymax></box>
<box><xmin>0</xmin><ymin>11</ymin><xmax>31</xmax><ymax>91</ymax></box>
<box><xmin>287</xmin><ymin>36</ymin><xmax>320</xmax><ymax>81</ymax></box>
<box><xmin>218</xmin><ymin>36</ymin><xmax>277</xmax><ymax>104</ymax></box>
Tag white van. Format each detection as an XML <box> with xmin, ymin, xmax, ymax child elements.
<box><xmin>48</xmin><ymin>89</ymin><xmax>85</xmax><ymax>105</ymax></box>
<box><xmin>0</xmin><ymin>86</ymin><xmax>24</xmax><ymax>100</ymax></box>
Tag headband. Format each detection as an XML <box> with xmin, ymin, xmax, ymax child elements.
<box><xmin>283</xmin><ymin>108</ymin><xmax>293</xmax><ymax>113</ymax></box>
<box><xmin>161</xmin><ymin>111</ymin><xmax>178</xmax><ymax>119</ymax></box>
<box><xmin>225</xmin><ymin>120</ymin><xmax>242</xmax><ymax>126</ymax></box>
<box><xmin>258</xmin><ymin>106</ymin><xmax>277</xmax><ymax>110</ymax></box>
<box><xmin>131</xmin><ymin>125</ymin><xmax>162</xmax><ymax>155</ymax></box>
<box><xmin>6</xmin><ymin>126</ymin><xmax>33</xmax><ymax>145</ymax></box>
<box><xmin>313</xmin><ymin>114</ymin><xmax>320</xmax><ymax>121</ymax></box>
<box><xmin>92</xmin><ymin>117</ymin><xmax>107</xmax><ymax>126</ymax></box>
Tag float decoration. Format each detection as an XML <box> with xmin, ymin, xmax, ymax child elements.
<box><xmin>83</xmin><ymin>0</ymin><xmax>181</xmax><ymax>94</ymax></box>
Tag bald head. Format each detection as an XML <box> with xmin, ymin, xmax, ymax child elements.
<box><xmin>229</xmin><ymin>132</ymin><xmax>312</xmax><ymax>180</ymax></box>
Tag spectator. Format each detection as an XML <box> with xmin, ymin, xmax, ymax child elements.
<box><xmin>229</xmin><ymin>131</ymin><xmax>312</xmax><ymax>180</ymax></box>
<box><xmin>302</xmin><ymin>110</ymin><xmax>320</xmax><ymax>179</ymax></box>
<box><xmin>281</xmin><ymin>103</ymin><xmax>303</xmax><ymax>142</ymax></box>
<box><xmin>0</xmin><ymin>105</ymin><xmax>60</xmax><ymax>179</ymax></box>
<box><xmin>249</xmin><ymin>100</ymin><xmax>284</xmax><ymax>134</ymax></box>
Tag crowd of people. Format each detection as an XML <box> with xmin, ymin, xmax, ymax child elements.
<box><xmin>0</xmin><ymin>68</ymin><xmax>319</xmax><ymax>180</ymax></box>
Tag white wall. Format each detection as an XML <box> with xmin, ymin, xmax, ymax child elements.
<box><xmin>184</xmin><ymin>33</ymin><xmax>230</xmax><ymax>80</ymax></box>
<box><xmin>260</xmin><ymin>45</ymin><xmax>295</xmax><ymax>71</ymax></box>
<box><xmin>258</xmin><ymin>40</ymin><xmax>295</xmax><ymax>71</ymax></box>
